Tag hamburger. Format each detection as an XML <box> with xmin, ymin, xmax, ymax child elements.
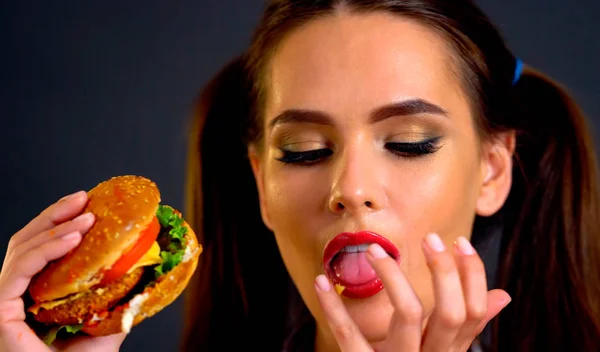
<box><xmin>25</xmin><ymin>175</ymin><xmax>202</xmax><ymax>344</ymax></box>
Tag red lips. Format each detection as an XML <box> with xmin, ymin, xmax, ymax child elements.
<box><xmin>322</xmin><ymin>231</ymin><xmax>400</xmax><ymax>299</ymax></box>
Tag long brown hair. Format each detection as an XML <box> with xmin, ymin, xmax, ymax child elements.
<box><xmin>182</xmin><ymin>1</ymin><xmax>600</xmax><ymax>351</ymax></box>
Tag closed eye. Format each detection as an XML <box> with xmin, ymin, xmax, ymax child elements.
<box><xmin>385</xmin><ymin>137</ymin><xmax>441</xmax><ymax>157</ymax></box>
<box><xmin>276</xmin><ymin>148</ymin><xmax>333</xmax><ymax>164</ymax></box>
<box><xmin>275</xmin><ymin>137</ymin><xmax>441</xmax><ymax>165</ymax></box>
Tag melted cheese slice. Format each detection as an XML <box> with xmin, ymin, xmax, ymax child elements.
<box><xmin>29</xmin><ymin>241</ymin><xmax>163</xmax><ymax>314</ymax></box>
<box><xmin>126</xmin><ymin>241</ymin><xmax>162</xmax><ymax>273</ymax></box>
<box><xmin>28</xmin><ymin>291</ymin><xmax>88</xmax><ymax>314</ymax></box>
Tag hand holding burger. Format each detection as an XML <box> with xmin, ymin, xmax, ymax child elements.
<box><xmin>0</xmin><ymin>175</ymin><xmax>201</xmax><ymax>351</ymax></box>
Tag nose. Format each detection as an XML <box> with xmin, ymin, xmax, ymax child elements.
<box><xmin>327</xmin><ymin>145</ymin><xmax>386</xmax><ymax>215</ymax></box>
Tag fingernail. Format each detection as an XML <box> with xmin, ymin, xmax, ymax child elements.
<box><xmin>425</xmin><ymin>233</ymin><xmax>446</xmax><ymax>252</ymax></box>
<box><xmin>62</xmin><ymin>231</ymin><xmax>81</xmax><ymax>241</ymax></box>
<box><xmin>454</xmin><ymin>236</ymin><xmax>475</xmax><ymax>255</ymax></box>
<box><xmin>59</xmin><ymin>190</ymin><xmax>84</xmax><ymax>202</ymax></box>
<box><xmin>73</xmin><ymin>212</ymin><xmax>94</xmax><ymax>222</ymax></box>
<box><xmin>368</xmin><ymin>243</ymin><xmax>388</xmax><ymax>259</ymax></box>
<box><xmin>315</xmin><ymin>275</ymin><xmax>331</xmax><ymax>292</ymax></box>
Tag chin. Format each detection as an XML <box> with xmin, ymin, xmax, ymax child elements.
<box><xmin>343</xmin><ymin>289</ymin><xmax>393</xmax><ymax>342</ymax></box>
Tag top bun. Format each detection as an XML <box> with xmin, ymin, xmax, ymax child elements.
<box><xmin>28</xmin><ymin>175</ymin><xmax>161</xmax><ymax>303</ymax></box>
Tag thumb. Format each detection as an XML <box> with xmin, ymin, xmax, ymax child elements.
<box><xmin>59</xmin><ymin>332</ymin><xmax>128</xmax><ymax>352</ymax></box>
<box><xmin>474</xmin><ymin>289</ymin><xmax>511</xmax><ymax>335</ymax></box>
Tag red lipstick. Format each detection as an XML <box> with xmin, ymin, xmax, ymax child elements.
<box><xmin>322</xmin><ymin>231</ymin><xmax>400</xmax><ymax>299</ymax></box>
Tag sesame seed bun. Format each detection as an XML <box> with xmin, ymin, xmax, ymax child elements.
<box><xmin>28</xmin><ymin>175</ymin><xmax>161</xmax><ymax>303</ymax></box>
<box><xmin>80</xmin><ymin>222</ymin><xmax>201</xmax><ymax>336</ymax></box>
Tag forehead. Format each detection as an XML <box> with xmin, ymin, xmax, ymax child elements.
<box><xmin>265</xmin><ymin>11</ymin><xmax>467</xmax><ymax>120</ymax></box>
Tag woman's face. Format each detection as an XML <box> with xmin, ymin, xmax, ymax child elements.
<box><xmin>250</xmin><ymin>10</ymin><xmax>512</xmax><ymax>349</ymax></box>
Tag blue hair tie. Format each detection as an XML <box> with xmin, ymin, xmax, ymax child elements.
<box><xmin>512</xmin><ymin>58</ymin><xmax>523</xmax><ymax>85</ymax></box>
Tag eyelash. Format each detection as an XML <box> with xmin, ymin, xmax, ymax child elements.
<box><xmin>276</xmin><ymin>137</ymin><xmax>441</xmax><ymax>165</ymax></box>
<box><xmin>385</xmin><ymin>137</ymin><xmax>441</xmax><ymax>157</ymax></box>
<box><xmin>276</xmin><ymin>148</ymin><xmax>333</xmax><ymax>164</ymax></box>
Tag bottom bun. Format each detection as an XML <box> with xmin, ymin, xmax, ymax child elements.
<box><xmin>81</xmin><ymin>222</ymin><xmax>201</xmax><ymax>336</ymax></box>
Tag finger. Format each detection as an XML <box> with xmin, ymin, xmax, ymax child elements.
<box><xmin>473</xmin><ymin>289</ymin><xmax>511</xmax><ymax>335</ymax></box>
<box><xmin>314</xmin><ymin>275</ymin><xmax>372</xmax><ymax>352</ymax></box>
<box><xmin>57</xmin><ymin>332</ymin><xmax>128</xmax><ymax>352</ymax></box>
<box><xmin>0</xmin><ymin>321</ymin><xmax>52</xmax><ymax>352</ymax></box>
<box><xmin>0</xmin><ymin>298</ymin><xmax>26</xmax><ymax>324</ymax></box>
<box><xmin>11</xmin><ymin>212</ymin><xmax>94</xmax><ymax>260</ymax></box>
<box><xmin>451</xmin><ymin>237</ymin><xmax>490</xmax><ymax>346</ymax></box>
<box><xmin>0</xmin><ymin>232</ymin><xmax>82</xmax><ymax>302</ymax></box>
<box><xmin>365</xmin><ymin>243</ymin><xmax>423</xmax><ymax>351</ymax></box>
<box><xmin>420</xmin><ymin>233</ymin><xmax>466</xmax><ymax>352</ymax></box>
<box><xmin>8</xmin><ymin>191</ymin><xmax>87</xmax><ymax>249</ymax></box>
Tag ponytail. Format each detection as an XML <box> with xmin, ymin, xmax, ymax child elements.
<box><xmin>181</xmin><ymin>56</ymin><xmax>293</xmax><ymax>351</ymax></box>
<box><xmin>492</xmin><ymin>66</ymin><xmax>600</xmax><ymax>351</ymax></box>
<box><xmin>179</xmin><ymin>56</ymin><xmax>600</xmax><ymax>352</ymax></box>
<box><xmin>179</xmin><ymin>59</ymin><xmax>600</xmax><ymax>351</ymax></box>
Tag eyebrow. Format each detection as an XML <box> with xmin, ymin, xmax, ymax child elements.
<box><xmin>268</xmin><ymin>98</ymin><xmax>448</xmax><ymax>129</ymax></box>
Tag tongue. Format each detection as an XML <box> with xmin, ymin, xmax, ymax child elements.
<box><xmin>331</xmin><ymin>252</ymin><xmax>377</xmax><ymax>285</ymax></box>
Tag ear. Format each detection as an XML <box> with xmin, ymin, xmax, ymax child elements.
<box><xmin>476</xmin><ymin>131</ymin><xmax>516</xmax><ymax>217</ymax></box>
<box><xmin>248</xmin><ymin>146</ymin><xmax>273</xmax><ymax>230</ymax></box>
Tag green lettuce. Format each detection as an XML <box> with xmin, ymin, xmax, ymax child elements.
<box><xmin>43</xmin><ymin>324</ymin><xmax>83</xmax><ymax>346</ymax></box>
<box><xmin>153</xmin><ymin>205</ymin><xmax>188</xmax><ymax>279</ymax></box>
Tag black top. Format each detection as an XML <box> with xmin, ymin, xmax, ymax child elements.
<box><xmin>281</xmin><ymin>316</ymin><xmax>487</xmax><ymax>352</ymax></box>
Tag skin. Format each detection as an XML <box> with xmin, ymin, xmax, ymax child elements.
<box><xmin>0</xmin><ymin>9</ymin><xmax>516</xmax><ymax>352</ymax></box>
<box><xmin>0</xmin><ymin>192</ymin><xmax>126</xmax><ymax>352</ymax></box>
<box><xmin>249</xmin><ymin>10</ymin><xmax>515</xmax><ymax>352</ymax></box>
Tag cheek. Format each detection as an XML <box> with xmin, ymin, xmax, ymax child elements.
<box><xmin>392</xmin><ymin>141</ymin><xmax>481</xmax><ymax>247</ymax></box>
<box><xmin>261</xmin><ymin>165</ymin><xmax>332</xmax><ymax>310</ymax></box>
<box><xmin>261</xmin><ymin>164</ymin><xmax>331</xmax><ymax>274</ymax></box>
<box><xmin>264</xmin><ymin>167</ymin><xmax>328</xmax><ymax>229</ymax></box>
<box><xmin>389</xmin><ymin>140</ymin><xmax>482</xmax><ymax>311</ymax></box>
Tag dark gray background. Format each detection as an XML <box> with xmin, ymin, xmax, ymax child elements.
<box><xmin>1</xmin><ymin>1</ymin><xmax>598</xmax><ymax>351</ymax></box>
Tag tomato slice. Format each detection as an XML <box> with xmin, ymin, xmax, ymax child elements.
<box><xmin>100</xmin><ymin>216</ymin><xmax>160</xmax><ymax>285</ymax></box>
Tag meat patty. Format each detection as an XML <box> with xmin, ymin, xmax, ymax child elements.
<box><xmin>30</xmin><ymin>267</ymin><xmax>145</xmax><ymax>325</ymax></box>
